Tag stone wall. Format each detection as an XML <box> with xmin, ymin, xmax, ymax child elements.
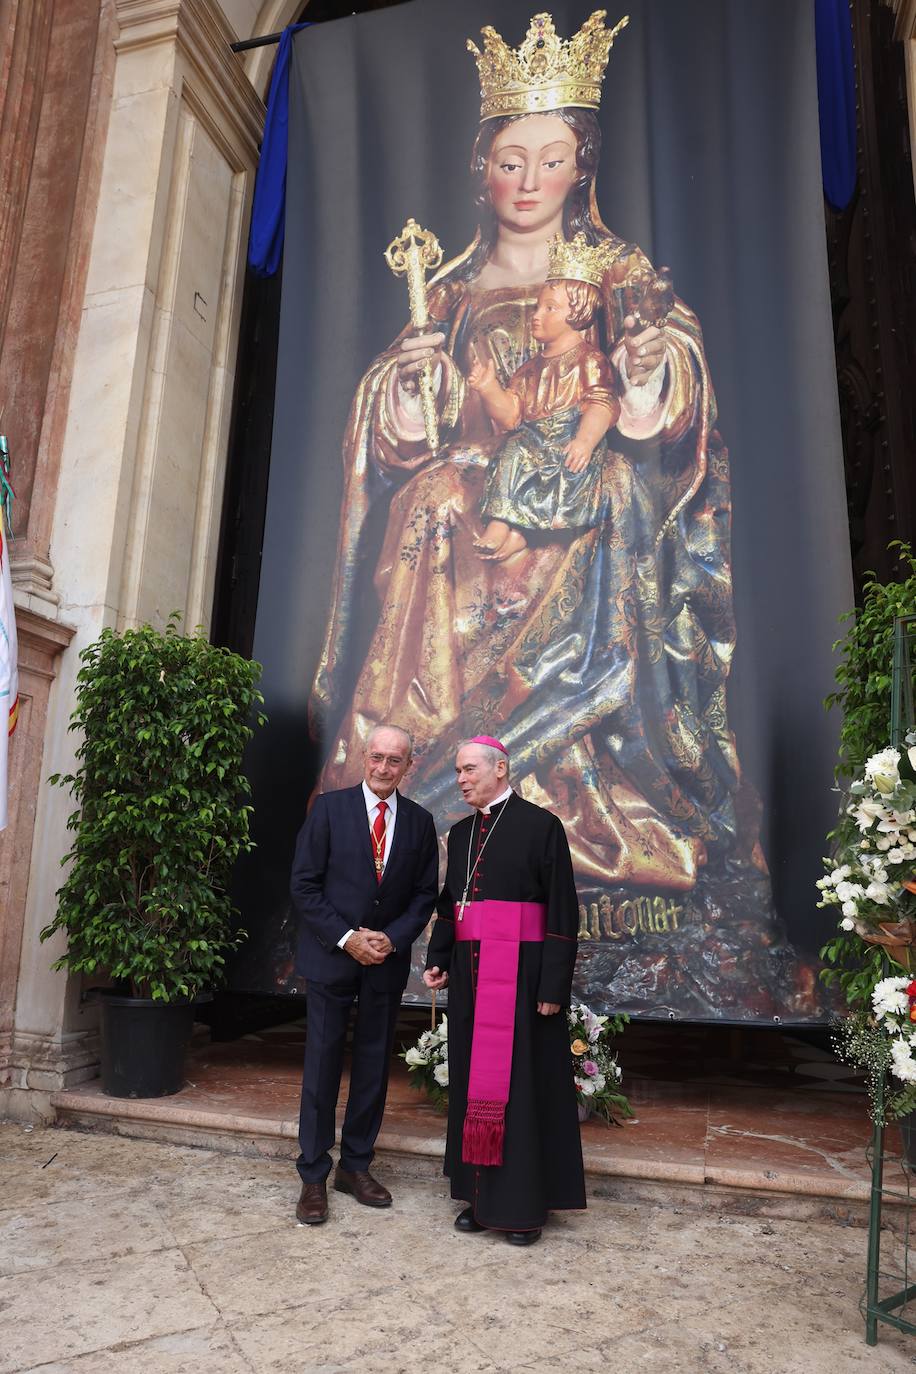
<box><xmin>0</xmin><ymin>0</ymin><xmax>275</xmax><ymax>1119</ymax></box>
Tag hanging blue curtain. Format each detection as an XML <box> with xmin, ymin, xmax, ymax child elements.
<box><xmin>248</xmin><ymin>23</ymin><xmax>310</xmax><ymax>276</ymax></box>
<box><xmin>814</xmin><ymin>0</ymin><xmax>857</xmax><ymax>212</ymax></box>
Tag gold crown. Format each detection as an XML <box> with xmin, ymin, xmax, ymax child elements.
<box><xmin>546</xmin><ymin>232</ymin><xmax>611</xmax><ymax>287</ymax></box>
<box><xmin>467</xmin><ymin>10</ymin><xmax>629</xmax><ymax>122</ymax></box>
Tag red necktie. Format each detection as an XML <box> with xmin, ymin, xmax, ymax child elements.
<box><xmin>371</xmin><ymin>800</ymin><xmax>388</xmax><ymax>883</ymax></box>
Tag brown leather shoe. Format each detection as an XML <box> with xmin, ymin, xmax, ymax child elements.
<box><xmin>333</xmin><ymin>1166</ymin><xmax>392</xmax><ymax>1208</ymax></box>
<box><xmin>295</xmin><ymin>1180</ymin><xmax>329</xmax><ymax>1225</ymax></box>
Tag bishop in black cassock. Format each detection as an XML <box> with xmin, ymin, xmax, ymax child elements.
<box><xmin>424</xmin><ymin>736</ymin><xmax>585</xmax><ymax>1245</ymax></box>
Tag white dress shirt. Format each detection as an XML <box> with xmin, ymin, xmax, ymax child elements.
<box><xmin>337</xmin><ymin>783</ymin><xmax>399</xmax><ymax>949</ymax></box>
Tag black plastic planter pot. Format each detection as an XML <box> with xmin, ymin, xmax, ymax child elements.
<box><xmin>98</xmin><ymin>992</ymin><xmax>199</xmax><ymax>1098</ymax></box>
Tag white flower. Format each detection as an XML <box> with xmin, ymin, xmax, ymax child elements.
<box><xmin>404</xmin><ymin>1047</ymin><xmax>428</xmax><ymax>1067</ymax></box>
<box><xmin>830</xmin><ymin>864</ymin><xmax>852</xmax><ymax>883</ymax></box>
<box><xmin>578</xmin><ymin>1077</ymin><xmax>597</xmax><ymax>1097</ymax></box>
<box><xmin>891</xmin><ymin>1037</ymin><xmax>916</xmax><ymax>1085</ymax></box>
<box><xmin>873</xmin><ymin>977</ymin><xmax>911</xmax><ymax>1019</ymax></box>
<box><xmin>876</xmin><ymin>837</ymin><xmax>892</xmax><ymax>852</ymax></box>
<box><xmin>840</xmin><ymin>915</ymin><xmax>856</xmax><ymax>930</ymax></box>
<box><xmin>835</xmin><ymin>881</ymin><xmax>864</xmax><ymax>902</ymax></box>
<box><xmin>888</xmin><ymin>848</ymin><xmax>905</xmax><ymax>864</ymax></box>
<box><xmin>866</xmin><ymin>880</ymin><xmax>892</xmax><ymax>904</ymax></box>
<box><xmin>433</xmin><ymin>1062</ymin><xmax>449</xmax><ymax>1088</ymax></box>
<box><xmin>852</xmin><ymin>798</ymin><xmax>885</xmax><ymax>831</ymax></box>
<box><xmin>866</xmin><ymin>748</ymin><xmax>902</xmax><ymax>794</ymax></box>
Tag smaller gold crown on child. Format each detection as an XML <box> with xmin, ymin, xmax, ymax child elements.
<box><xmin>546</xmin><ymin>232</ymin><xmax>612</xmax><ymax>288</ymax></box>
<box><xmin>467</xmin><ymin>10</ymin><xmax>629</xmax><ymax>122</ymax></box>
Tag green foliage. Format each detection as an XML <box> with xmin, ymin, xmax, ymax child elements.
<box><xmin>819</xmin><ymin>543</ymin><xmax>916</xmax><ymax>1008</ymax></box>
<box><xmin>40</xmin><ymin>616</ymin><xmax>266</xmax><ymax>1002</ymax></box>
<box><xmin>825</xmin><ymin>541</ymin><xmax>916</xmax><ymax>783</ymax></box>
<box><xmin>819</xmin><ymin>936</ymin><xmax>888</xmax><ymax>1010</ymax></box>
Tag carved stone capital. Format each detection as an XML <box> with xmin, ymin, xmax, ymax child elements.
<box><xmin>11</xmin><ymin>550</ymin><xmax>59</xmax><ymax>617</ymax></box>
<box><xmin>113</xmin><ymin>0</ymin><xmax>265</xmax><ymax>165</ymax></box>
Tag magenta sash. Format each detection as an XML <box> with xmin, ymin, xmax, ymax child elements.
<box><xmin>455</xmin><ymin>899</ymin><xmax>547</xmax><ymax>1166</ymax></box>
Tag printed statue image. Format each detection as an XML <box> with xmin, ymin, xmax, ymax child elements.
<box><xmin>304</xmin><ymin>9</ymin><xmax>821</xmax><ymax>1019</ymax></box>
<box><xmin>472</xmin><ymin>234</ymin><xmax>624</xmax><ymax>563</ymax></box>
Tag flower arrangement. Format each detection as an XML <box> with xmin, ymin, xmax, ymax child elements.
<box><xmin>833</xmin><ymin>976</ymin><xmax>916</xmax><ymax>1122</ymax></box>
<box><xmin>401</xmin><ymin>1015</ymin><xmax>450</xmax><ymax>1111</ymax></box>
<box><xmin>400</xmin><ymin>1002</ymin><xmax>633</xmax><ymax>1125</ymax></box>
<box><xmin>568</xmin><ymin>1002</ymin><xmax>634</xmax><ymax>1125</ymax></box>
<box><xmin>817</xmin><ymin>738</ymin><xmax>916</xmax><ymax>967</ymax></box>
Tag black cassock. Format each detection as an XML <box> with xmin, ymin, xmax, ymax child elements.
<box><xmin>426</xmin><ymin>792</ymin><xmax>586</xmax><ymax>1230</ymax></box>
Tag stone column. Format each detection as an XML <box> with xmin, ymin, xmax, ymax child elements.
<box><xmin>0</xmin><ymin>0</ymin><xmax>112</xmax><ymax>1117</ymax></box>
<box><xmin>2</xmin><ymin>0</ymin><xmax>264</xmax><ymax>1119</ymax></box>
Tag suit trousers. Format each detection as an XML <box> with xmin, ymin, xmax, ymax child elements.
<box><xmin>297</xmin><ymin>973</ymin><xmax>401</xmax><ymax>1183</ymax></box>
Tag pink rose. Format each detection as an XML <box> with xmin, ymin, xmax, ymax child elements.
<box><xmin>583</xmin><ymin>1060</ymin><xmax>599</xmax><ymax>1077</ymax></box>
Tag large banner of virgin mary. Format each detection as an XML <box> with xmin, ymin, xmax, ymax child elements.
<box><xmin>235</xmin><ymin>0</ymin><xmax>853</xmax><ymax>1022</ymax></box>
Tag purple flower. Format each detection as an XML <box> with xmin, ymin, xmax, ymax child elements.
<box><xmin>583</xmin><ymin>1060</ymin><xmax>599</xmax><ymax>1077</ymax></box>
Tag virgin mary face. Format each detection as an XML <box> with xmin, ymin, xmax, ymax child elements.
<box><xmin>484</xmin><ymin>113</ymin><xmax>579</xmax><ymax>236</ymax></box>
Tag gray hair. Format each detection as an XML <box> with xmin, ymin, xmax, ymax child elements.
<box><xmin>458</xmin><ymin>738</ymin><xmax>510</xmax><ymax>777</ymax></box>
<box><xmin>366</xmin><ymin>724</ymin><xmax>413</xmax><ymax>758</ymax></box>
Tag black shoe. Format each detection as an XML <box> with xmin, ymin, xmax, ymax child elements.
<box><xmin>454</xmin><ymin>1206</ymin><xmax>486</xmax><ymax>1233</ymax></box>
<box><xmin>506</xmin><ymin>1228</ymin><xmax>541</xmax><ymax>1246</ymax></box>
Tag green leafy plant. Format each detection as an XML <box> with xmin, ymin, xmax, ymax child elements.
<box><xmin>820</xmin><ymin>544</ymin><xmax>916</xmax><ymax>1010</ymax></box>
<box><xmin>40</xmin><ymin>617</ymin><xmax>266</xmax><ymax>1001</ymax></box>
<box><xmin>825</xmin><ymin>542</ymin><xmax>916</xmax><ymax>785</ymax></box>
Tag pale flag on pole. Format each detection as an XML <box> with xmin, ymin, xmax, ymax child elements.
<box><xmin>0</xmin><ymin>499</ymin><xmax>19</xmax><ymax>832</ymax></box>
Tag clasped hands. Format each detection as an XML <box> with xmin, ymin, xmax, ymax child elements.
<box><xmin>344</xmin><ymin>928</ymin><xmax>394</xmax><ymax>966</ymax></box>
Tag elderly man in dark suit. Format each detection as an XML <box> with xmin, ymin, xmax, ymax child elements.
<box><xmin>290</xmin><ymin>724</ymin><xmax>438</xmax><ymax>1224</ymax></box>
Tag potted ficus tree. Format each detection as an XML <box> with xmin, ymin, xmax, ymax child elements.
<box><xmin>40</xmin><ymin>616</ymin><xmax>265</xmax><ymax>1098</ymax></box>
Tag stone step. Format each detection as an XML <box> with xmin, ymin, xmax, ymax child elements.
<box><xmin>51</xmin><ymin>1082</ymin><xmax>882</xmax><ymax>1228</ymax></box>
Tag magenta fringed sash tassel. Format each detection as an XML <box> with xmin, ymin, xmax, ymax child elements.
<box><xmin>455</xmin><ymin>900</ymin><xmax>547</xmax><ymax>1167</ymax></box>
<box><xmin>462</xmin><ymin>1099</ymin><xmax>506</xmax><ymax>1166</ymax></box>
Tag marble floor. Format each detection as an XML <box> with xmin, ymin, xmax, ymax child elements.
<box><xmin>2</xmin><ymin>1124</ymin><xmax>915</xmax><ymax>1373</ymax></box>
<box><xmin>51</xmin><ymin>1020</ymin><xmax>894</xmax><ymax>1206</ymax></box>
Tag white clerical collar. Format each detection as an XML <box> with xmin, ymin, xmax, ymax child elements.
<box><xmin>362</xmin><ymin>780</ymin><xmax>397</xmax><ymax>818</ymax></box>
<box><xmin>481</xmin><ymin>786</ymin><xmax>514</xmax><ymax>815</ymax></box>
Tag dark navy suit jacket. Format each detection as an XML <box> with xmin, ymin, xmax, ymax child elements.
<box><xmin>290</xmin><ymin>785</ymin><xmax>439</xmax><ymax>991</ymax></box>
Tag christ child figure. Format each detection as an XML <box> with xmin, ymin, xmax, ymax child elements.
<box><xmin>469</xmin><ymin>235</ymin><xmax>621</xmax><ymax>562</ymax></box>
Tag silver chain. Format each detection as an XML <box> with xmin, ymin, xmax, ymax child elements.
<box><xmin>458</xmin><ymin>795</ymin><xmax>511</xmax><ymax>921</ymax></box>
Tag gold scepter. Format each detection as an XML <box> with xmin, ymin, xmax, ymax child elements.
<box><xmin>384</xmin><ymin>217</ymin><xmax>443</xmax><ymax>454</ymax></box>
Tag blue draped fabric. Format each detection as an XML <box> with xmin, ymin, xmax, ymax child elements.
<box><xmin>248</xmin><ymin>23</ymin><xmax>310</xmax><ymax>276</ymax></box>
<box><xmin>814</xmin><ymin>0</ymin><xmax>857</xmax><ymax>212</ymax></box>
